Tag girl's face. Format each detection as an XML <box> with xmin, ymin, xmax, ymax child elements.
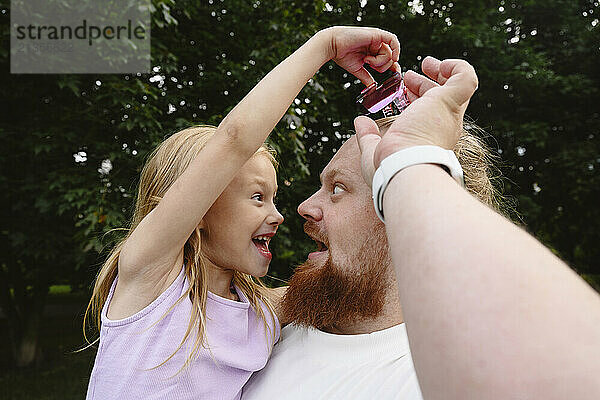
<box><xmin>200</xmin><ymin>153</ymin><xmax>284</xmax><ymax>277</ymax></box>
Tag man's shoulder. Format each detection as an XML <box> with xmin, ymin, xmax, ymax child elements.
<box><xmin>271</xmin><ymin>322</ymin><xmax>413</xmax><ymax>362</ymax></box>
<box><xmin>241</xmin><ymin>323</ymin><xmax>424</xmax><ymax>400</ymax></box>
<box><xmin>269</xmin><ymin>323</ymin><xmax>315</xmax><ymax>360</ymax></box>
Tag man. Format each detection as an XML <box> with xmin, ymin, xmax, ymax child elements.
<box><xmin>244</xmin><ymin>57</ymin><xmax>600</xmax><ymax>400</ymax></box>
<box><xmin>243</xmin><ymin>56</ymin><xmax>500</xmax><ymax>400</ymax></box>
<box><xmin>243</xmin><ymin>131</ymin><xmax>424</xmax><ymax>399</ymax></box>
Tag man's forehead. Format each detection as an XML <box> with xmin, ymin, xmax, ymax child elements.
<box><xmin>320</xmin><ymin>136</ymin><xmax>361</xmax><ymax>181</ymax></box>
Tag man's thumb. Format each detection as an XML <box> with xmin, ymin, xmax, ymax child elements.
<box><xmin>354</xmin><ymin>116</ymin><xmax>382</xmax><ymax>186</ymax></box>
<box><xmin>354</xmin><ymin>116</ymin><xmax>381</xmax><ymax>155</ymax></box>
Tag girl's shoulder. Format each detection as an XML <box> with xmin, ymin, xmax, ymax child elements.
<box><xmin>101</xmin><ymin>265</ymin><xmax>188</xmax><ymax>328</ymax></box>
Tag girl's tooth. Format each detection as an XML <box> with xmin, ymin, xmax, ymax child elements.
<box><xmin>253</xmin><ymin>235</ymin><xmax>272</xmax><ymax>241</ymax></box>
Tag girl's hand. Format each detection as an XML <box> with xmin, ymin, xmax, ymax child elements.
<box><xmin>323</xmin><ymin>26</ymin><xmax>401</xmax><ymax>87</ymax></box>
<box><xmin>354</xmin><ymin>56</ymin><xmax>479</xmax><ymax>185</ymax></box>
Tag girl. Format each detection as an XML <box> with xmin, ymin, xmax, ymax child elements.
<box><xmin>84</xmin><ymin>26</ymin><xmax>401</xmax><ymax>399</ymax></box>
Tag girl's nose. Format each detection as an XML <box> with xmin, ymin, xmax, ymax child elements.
<box><xmin>268</xmin><ymin>206</ymin><xmax>284</xmax><ymax>226</ymax></box>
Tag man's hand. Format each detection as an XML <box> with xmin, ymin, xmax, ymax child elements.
<box><xmin>322</xmin><ymin>26</ymin><xmax>401</xmax><ymax>87</ymax></box>
<box><xmin>354</xmin><ymin>56</ymin><xmax>478</xmax><ymax>185</ymax></box>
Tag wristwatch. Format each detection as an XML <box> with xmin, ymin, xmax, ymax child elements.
<box><xmin>372</xmin><ymin>145</ymin><xmax>465</xmax><ymax>223</ymax></box>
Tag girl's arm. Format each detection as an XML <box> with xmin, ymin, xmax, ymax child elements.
<box><xmin>116</xmin><ymin>27</ymin><xmax>401</xmax><ymax>313</ymax></box>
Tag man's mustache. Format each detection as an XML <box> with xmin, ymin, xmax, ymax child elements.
<box><xmin>303</xmin><ymin>221</ymin><xmax>330</xmax><ymax>248</ymax></box>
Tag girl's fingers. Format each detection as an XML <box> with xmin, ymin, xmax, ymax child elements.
<box><xmin>368</xmin><ymin>38</ymin><xmax>383</xmax><ymax>58</ymax></box>
<box><xmin>364</xmin><ymin>43</ymin><xmax>392</xmax><ymax>65</ymax></box>
<box><xmin>365</xmin><ymin>58</ymin><xmax>394</xmax><ymax>73</ymax></box>
<box><xmin>364</xmin><ymin>44</ymin><xmax>395</xmax><ymax>72</ymax></box>
<box><xmin>403</xmin><ymin>69</ymin><xmax>439</xmax><ymax>98</ymax></box>
<box><xmin>353</xmin><ymin>66</ymin><xmax>376</xmax><ymax>87</ymax></box>
<box><xmin>377</xmin><ymin>59</ymin><xmax>395</xmax><ymax>73</ymax></box>
<box><xmin>376</xmin><ymin>29</ymin><xmax>401</xmax><ymax>62</ymax></box>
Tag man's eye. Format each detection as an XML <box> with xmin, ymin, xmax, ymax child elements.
<box><xmin>332</xmin><ymin>184</ymin><xmax>345</xmax><ymax>195</ymax></box>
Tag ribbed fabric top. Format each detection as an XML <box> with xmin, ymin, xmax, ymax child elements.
<box><xmin>86</xmin><ymin>266</ymin><xmax>280</xmax><ymax>400</ymax></box>
<box><xmin>242</xmin><ymin>322</ymin><xmax>423</xmax><ymax>399</ymax></box>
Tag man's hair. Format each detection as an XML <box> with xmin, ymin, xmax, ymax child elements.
<box><xmin>375</xmin><ymin>116</ymin><xmax>516</xmax><ymax>219</ymax></box>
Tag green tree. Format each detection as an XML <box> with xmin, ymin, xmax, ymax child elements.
<box><xmin>0</xmin><ymin>0</ymin><xmax>183</xmax><ymax>367</ymax></box>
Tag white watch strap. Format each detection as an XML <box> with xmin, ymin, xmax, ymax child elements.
<box><xmin>372</xmin><ymin>145</ymin><xmax>465</xmax><ymax>223</ymax></box>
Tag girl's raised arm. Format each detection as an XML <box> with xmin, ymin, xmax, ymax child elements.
<box><xmin>116</xmin><ymin>27</ymin><xmax>400</xmax><ymax>315</ymax></box>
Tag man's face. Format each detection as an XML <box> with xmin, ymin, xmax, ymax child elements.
<box><xmin>282</xmin><ymin>136</ymin><xmax>392</xmax><ymax>329</ymax></box>
<box><xmin>298</xmin><ymin>136</ymin><xmax>382</xmax><ymax>270</ymax></box>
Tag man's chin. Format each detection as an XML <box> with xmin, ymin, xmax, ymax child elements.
<box><xmin>280</xmin><ymin>251</ymin><xmax>389</xmax><ymax>330</ymax></box>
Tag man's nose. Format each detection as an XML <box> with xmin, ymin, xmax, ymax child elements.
<box><xmin>297</xmin><ymin>192</ymin><xmax>322</xmax><ymax>222</ymax></box>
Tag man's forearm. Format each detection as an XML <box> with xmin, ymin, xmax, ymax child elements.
<box><xmin>383</xmin><ymin>163</ymin><xmax>600</xmax><ymax>400</ymax></box>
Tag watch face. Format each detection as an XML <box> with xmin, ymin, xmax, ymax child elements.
<box><xmin>356</xmin><ymin>72</ymin><xmax>411</xmax><ymax>117</ymax></box>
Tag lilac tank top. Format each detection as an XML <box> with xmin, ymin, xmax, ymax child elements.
<box><xmin>86</xmin><ymin>266</ymin><xmax>280</xmax><ymax>400</ymax></box>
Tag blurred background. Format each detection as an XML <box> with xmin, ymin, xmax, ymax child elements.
<box><xmin>1</xmin><ymin>0</ymin><xmax>598</xmax><ymax>398</ymax></box>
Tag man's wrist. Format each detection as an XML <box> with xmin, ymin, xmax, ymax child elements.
<box><xmin>386</xmin><ymin>163</ymin><xmax>449</xmax><ymax>186</ymax></box>
<box><xmin>373</xmin><ymin>141</ymin><xmax>436</xmax><ymax>170</ymax></box>
<box><xmin>372</xmin><ymin>146</ymin><xmax>464</xmax><ymax>223</ymax></box>
<box><xmin>382</xmin><ymin>163</ymin><xmax>452</xmax><ymax>219</ymax></box>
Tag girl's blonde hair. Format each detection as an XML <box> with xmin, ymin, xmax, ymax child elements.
<box><xmin>375</xmin><ymin>116</ymin><xmax>515</xmax><ymax>218</ymax></box>
<box><xmin>83</xmin><ymin>125</ymin><xmax>279</xmax><ymax>372</ymax></box>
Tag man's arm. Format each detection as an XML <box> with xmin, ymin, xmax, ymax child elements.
<box><xmin>384</xmin><ymin>163</ymin><xmax>600</xmax><ymax>400</ymax></box>
<box><xmin>355</xmin><ymin>57</ymin><xmax>600</xmax><ymax>400</ymax></box>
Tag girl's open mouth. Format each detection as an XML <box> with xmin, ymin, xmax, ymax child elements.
<box><xmin>252</xmin><ymin>234</ymin><xmax>272</xmax><ymax>259</ymax></box>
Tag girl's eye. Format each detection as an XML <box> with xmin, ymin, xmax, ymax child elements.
<box><xmin>252</xmin><ymin>194</ymin><xmax>263</xmax><ymax>202</ymax></box>
<box><xmin>332</xmin><ymin>184</ymin><xmax>345</xmax><ymax>195</ymax></box>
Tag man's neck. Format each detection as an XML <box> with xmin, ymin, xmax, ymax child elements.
<box><xmin>321</xmin><ymin>287</ymin><xmax>404</xmax><ymax>335</ymax></box>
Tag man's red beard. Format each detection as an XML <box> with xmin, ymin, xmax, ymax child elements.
<box><xmin>281</xmin><ymin>221</ymin><xmax>391</xmax><ymax>330</ymax></box>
